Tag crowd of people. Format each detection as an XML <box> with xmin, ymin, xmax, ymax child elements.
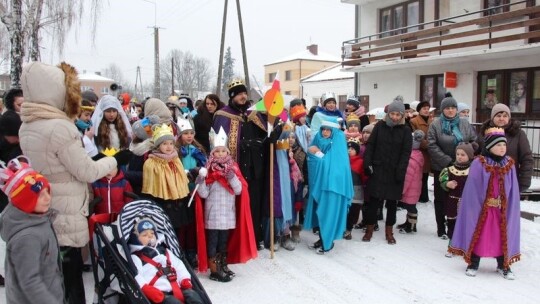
<box><xmin>0</xmin><ymin>61</ymin><xmax>535</xmax><ymax>303</ymax></box>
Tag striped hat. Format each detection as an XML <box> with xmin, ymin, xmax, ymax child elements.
<box><xmin>484</xmin><ymin>127</ymin><xmax>507</xmax><ymax>151</ymax></box>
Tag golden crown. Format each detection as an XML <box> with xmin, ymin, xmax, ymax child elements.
<box><xmin>276</xmin><ymin>139</ymin><xmax>290</xmax><ymax>150</ymax></box>
<box><xmin>228</xmin><ymin>79</ymin><xmax>245</xmax><ymax>90</ymax></box>
<box><xmin>102</xmin><ymin>147</ymin><xmax>119</xmax><ymax>157</ymax></box>
<box><xmin>346</xmin><ymin>113</ymin><xmax>360</xmax><ymax>124</ymax></box>
<box><xmin>347</xmin><ymin>137</ymin><xmax>361</xmax><ymax>145</ymax></box>
<box><xmin>152</xmin><ymin>123</ymin><xmax>174</xmax><ymax>143</ymax></box>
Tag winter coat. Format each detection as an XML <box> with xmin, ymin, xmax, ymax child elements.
<box><xmin>92</xmin><ymin>170</ymin><xmax>134</xmax><ymax>214</ymax></box>
<box><xmin>19</xmin><ymin>61</ymin><xmax>117</xmax><ymax>247</ymax></box>
<box><xmin>402</xmin><ymin>149</ymin><xmax>424</xmax><ymax>204</ymax></box>
<box><xmin>364</xmin><ymin>117</ymin><xmax>412</xmax><ymax>201</ymax></box>
<box><xmin>126</xmin><ymin>139</ymin><xmax>153</xmax><ymax>196</ymax></box>
<box><xmin>197</xmin><ymin>172</ymin><xmax>242</xmax><ymax>230</ymax></box>
<box><xmin>0</xmin><ymin>204</ymin><xmax>64</xmax><ymax>304</ymax></box>
<box><xmin>427</xmin><ymin>116</ymin><xmax>477</xmax><ymax>172</ymax></box>
<box><xmin>479</xmin><ymin>119</ymin><xmax>533</xmax><ymax>191</ymax></box>
<box><xmin>409</xmin><ymin>114</ymin><xmax>431</xmax><ymax>173</ymax></box>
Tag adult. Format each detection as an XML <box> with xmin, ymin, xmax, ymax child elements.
<box><xmin>2</xmin><ymin>88</ymin><xmax>23</xmax><ymax>113</ymax></box>
<box><xmin>18</xmin><ymin>61</ymin><xmax>130</xmax><ymax>303</ymax></box>
<box><xmin>428</xmin><ymin>94</ymin><xmax>477</xmax><ymax>240</ymax></box>
<box><xmin>193</xmin><ymin>93</ymin><xmax>225</xmax><ymax>153</ymax></box>
<box><xmin>0</xmin><ymin>110</ymin><xmax>23</xmax><ymax>211</ymax></box>
<box><xmin>344</xmin><ymin>96</ymin><xmax>370</xmax><ymax>131</ymax></box>
<box><xmin>362</xmin><ymin>97</ymin><xmax>412</xmax><ymax>244</ymax></box>
<box><xmin>479</xmin><ymin>104</ymin><xmax>533</xmax><ymax>191</ymax></box>
<box><xmin>213</xmin><ymin>79</ymin><xmax>269</xmax><ymax>248</ymax></box>
<box><xmin>409</xmin><ymin>101</ymin><xmax>433</xmax><ymax>203</ymax></box>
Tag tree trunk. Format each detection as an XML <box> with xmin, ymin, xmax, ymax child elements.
<box><xmin>1</xmin><ymin>0</ymin><xmax>24</xmax><ymax>88</ymax></box>
<box><xmin>30</xmin><ymin>0</ymin><xmax>44</xmax><ymax>61</ymax></box>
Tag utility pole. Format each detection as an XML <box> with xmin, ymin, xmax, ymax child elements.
<box><xmin>216</xmin><ymin>0</ymin><xmax>228</xmax><ymax>95</ymax></box>
<box><xmin>153</xmin><ymin>26</ymin><xmax>160</xmax><ymax>98</ymax></box>
<box><xmin>236</xmin><ymin>0</ymin><xmax>250</xmax><ymax>91</ymax></box>
<box><xmin>134</xmin><ymin>66</ymin><xmax>143</xmax><ymax>101</ymax></box>
<box><xmin>171</xmin><ymin>57</ymin><xmax>175</xmax><ymax>96</ymax></box>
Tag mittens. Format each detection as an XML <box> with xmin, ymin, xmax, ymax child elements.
<box><xmin>113</xmin><ymin>150</ymin><xmax>133</xmax><ymax>166</ymax></box>
<box><xmin>225</xmin><ymin>169</ymin><xmax>236</xmax><ymax>180</ymax></box>
<box><xmin>180</xmin><ymin>278</ymin><xmax>193</xmax><ymax>290</ymax></box>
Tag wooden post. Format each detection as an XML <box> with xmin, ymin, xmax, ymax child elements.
<box><xmin>269</xmin><ymin>142</ymin><xmax>275</xmax><ymax>259</ymax></box>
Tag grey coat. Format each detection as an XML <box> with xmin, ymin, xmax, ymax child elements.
<box><xmin>427</xmin><ymin>117</ymin><xmax>477</xmax><ymax>172</ymax></box>
<box><xmin>0</xmin><ymin>204</ymin><xmax>64</xmax><ymax>304</ymax></box>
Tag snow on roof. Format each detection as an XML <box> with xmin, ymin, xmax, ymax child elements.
<box><xmin>301</xmin><ymin>63</ymin><xmax>354</xmax><ymax>83</ymax></box>
<box><xmin>265</xmin><ymin>49</ymin><xmax>341</xmax><ymax>66</ymax></box>
<box><xmin>78</xmin><ymin>73</ymin><xmax>115</xmax><ymax>82</ymax></box>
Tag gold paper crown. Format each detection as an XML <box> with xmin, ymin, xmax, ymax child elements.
<box><xmin>102</xmin><ymin>147</ymin><xmax>119</xmax><ymax>157</ymax></box>
<box><xmin>80</xmin><ymin>105</ymin><xmax>95</xmax><ymax>112</ymax></box>
<box><xmin>152</xmin><ymin>123</ymin><xmax>174</xmax><ymax>143</ymax></box>
<box><xmin>276</xmin><ymin>139</ymin><xmax>290</xmax><ymax>150</ymax></box>
<box><xmin>346</xmin><ymin>113</ymin><xmax>360</xmax><ymax>124</ymax></box>
<box><xmin>213</xmin><ymin>127</ymin><xmax>228</xmax><ymax>148</ymax></box>
<box><xmin>228</xmin><ymin>79</ymin><xmax>245</xmax><ymax>90</ymax></box>
<box><xmin>347</xmin><ymin>137</ymin><xmax>361</xmax><ymax>145</ymax></box>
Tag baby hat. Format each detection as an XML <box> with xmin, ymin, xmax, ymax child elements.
<box><xmin>456</xmin><ymin>142</ymin><xmax>475</xmax><ymax>161</ymax></box>
<box><xmin>0</xmin><ymin>157</ymin><xmax>50</xmax><ymax>213</ymax></box>
<box><xmin>484</xmin><ymin>127</ymin><xmax>507</xmax><ymax>151</ymax></box>
<box><xmin>412</xmin><ymin>130</ymin><xmax>424</xmax><ymax>150</ymax></box>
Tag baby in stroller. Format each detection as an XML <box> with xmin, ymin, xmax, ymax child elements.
<box><xmin>129</xmin><ymin>217</ymin><xmax>203</xmax><ymax>304</ymax></box>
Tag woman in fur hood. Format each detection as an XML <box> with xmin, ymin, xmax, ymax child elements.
<box><xmin>478</xmin><ymin>103</ymin><xmax>533</xmax><ymax>191</ymax></box>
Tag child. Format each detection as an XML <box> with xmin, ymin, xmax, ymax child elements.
<box><xmin>310</xmin><ymin>92</ymin><xmax>345</xmax><ymax>137</ymax></box>
<box><xmin>92</xmin><ymin>148</ymin><xmax>134</xmax><ymax>215</ymax></box>
<box><xmin>288</xmin><ymin>132</ymin><xmax>305</xmax><ymax>243</ymax></box>
<box><xmin>449</xmin><ymin>128</ymin><xmax>520</xmax><ymax>280</ymax></box>
<box><xmin>439</xmin><ymin>142</ymin><xmax>475</xmax><ymax>256</ymax></box>
<box><xmin>91</xmin><ymin>94</ymin><xmax>132</xmax><ymax>152</ymax></box>
<box><xmin>344</xmin><ymin>138</ymin><xmax>366</xmax><ymax>240</ymax></box>
<box><xmin>305</xmin><ymin>120</ymin><xmax>353</xmax><ymax>254</ymax></box>
<box><xmin>344</xmin><ymin>113</ymin><xmax>363</xmax><ymax>141</ymax></box>
<box><xmin>398</xmin><ymin>130</ymin><xmax>425</xmax><ymax>234</ymax></box>
<box><xmin>289</xmin><ymin>99</ymin><xmax>311</xmax><ymax>153</ymax></box>
<box><xmin>129</xmin><ymin>218</ymin><xmax>202</xmax><ymax>304</ymax></box>
<box><xmin>354</xmin><ymin>123</ymin><xmax>374</xmax><ymax>230</ymax></box>
<box><xmin>0</xmin><ymin>158</ymin><xmax>64</xmax><ymax>303</ymax></box>
<box><xmin>176</xmin><ymin>118</ymin><xmax>207</xmax><ymax>267</ymax></box>
<box><xmin>142</xmin><ymin>123</ymin><xmax>190</xmax><ymax>231</ymax></box>
<box><xmin>196</xmin><ymin>127</ymin><xmax>243</xmax><ymax>282</ymax></box>
<box><xmin>76</xmin><ymin>99</ymin><xmax>98</xmax><ymax>157</ymax></box>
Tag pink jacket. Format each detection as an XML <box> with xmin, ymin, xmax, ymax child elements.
<box><xmin>402</xmin><ymin>150</ymin><xmax>424</xmax><ymax>204</ymax></box>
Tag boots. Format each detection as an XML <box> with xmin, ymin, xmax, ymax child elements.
<box><xmin>362</xmin><ymin>225</ymin><xmax>375</xmax><ymax>242</ymax></box>
<box><xmin>385</xmin><ymin>225</ymin><xmax>396</xmax><ymax>244</ymax></box>
<box><xmin>219</xmin><ymin>252</ymin><xmax>235</xmax><ymax>277</ymax></box>
<box><xmin>290</xmin><ymin>225</ymin><xmax>301</xmax><ymax>243</ymax></box>
<box><xmin>280</xmin><ymin>235</ymin><xmax>296</xmax><ymax>251</ymax></box>
<box><xmin>399</xmin><ymin>213</ymin><xmax>417</xmax><ymax>234</ymax></box>
<box><xmin>208</xmin><ymin>254</ymin><xmax>232</xmax><ymax>282</ymax></box>
<box><xmin>465</xmin><ymin>254</ymin><xmax>480</xmax><ymax>277</ymax></box>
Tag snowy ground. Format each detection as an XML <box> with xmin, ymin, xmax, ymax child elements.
<box><xmin>2</xmin><ymin>178</ymin><xmax>539</xmax><ymax>303</ymax></box>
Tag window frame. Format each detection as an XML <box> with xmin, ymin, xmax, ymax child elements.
<box><xmin>420</xmin><ymin>74</ymin><xmax>446</xmax><ymax>112</ymax></box>
<box><xmin>379</xmin><ymin>0</ymin><xmax>424</xmax><ymax>37</ymax></box>
<box><xmin>268</xmin><ymin>72</ymin><xmax>277</xmax><ymax>83</ymax></box>
<box><xmin>285</xmin><ymin>70</ymin><xmax>292</xmax><ymax>81</ymax></box>
<box><xmin>483</xmin><ymin>0</ymin><xmax>510</xmax><ymax>16</ymax></box>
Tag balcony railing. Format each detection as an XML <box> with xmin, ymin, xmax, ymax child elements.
<box><xmin>342</xmin><ymin>2</ymin><xmax>540</xmax><ymax>66</ymax></box>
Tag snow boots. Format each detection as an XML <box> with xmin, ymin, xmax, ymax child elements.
<box><xmin>219</xmin><ymin>252</ymin><xmax>235</xmax><ymax>277</ymax></box>
<box><xmin>209</xmin><ymin>254</ymin><xmax>232</xmax><ymax>282</ymax></box>
<box><xmin>496</xmin><ymin>256</ymin><xmax>515</xmax><ymax>280</ymax></box>
<box><xmin>465</xmin><ymin>254</ymin><xmax>480</xmax><ymax>277</ymax></box>
<box><xmin>385</xmin><ymin>226</ymin><xmax>396</xmax><ymax>245</ymax></box>
<box><xmin>290</xmin><ymin>225</ymin><xmax>301</xmax><ymax>243</ymax></box>
<box><xmin>399</xmin><ymin>213</ymin><xmax>417</xmax><ymax>234</ymax></box>
<box><xmin>281</xmin><ymin>235</ymin><xmax>296</xmax><ymax>251</ymax></box>
<box><xmin>362</xmin><ymin>225</ymin><xmax>375</xmax><ymax>242</ymax></box>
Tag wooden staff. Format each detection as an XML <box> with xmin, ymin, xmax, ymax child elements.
<box><xmin>269</xmin><ymin>141</ymin><xmax>275</xmax><ymax>259</ymax></box>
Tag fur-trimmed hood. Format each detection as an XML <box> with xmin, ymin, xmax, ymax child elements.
<box><xmin>480</xmin><ymin>118</ymin><xmax>521</xmax><ymax>137</ymax></box>
<box><xmin>21</xmin><ymin>61</ymin><xmax>81</xmax><ymax>119</ymax></box>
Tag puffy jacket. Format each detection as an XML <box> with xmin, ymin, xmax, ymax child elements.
<box><xmin>92</xmin><ymin>170</ymin><xmax>133</xmax><ymax>214</ymax></box>
<box><xmin>402</xmin><ymin>150</ymin><xmax>424</xmax><ymax>204</ymax></box>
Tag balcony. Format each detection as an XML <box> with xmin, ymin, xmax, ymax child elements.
<box><xmin>341</xmin><ymin>3</ymin><xmax>540</xmax><ymax>71</ymax></box>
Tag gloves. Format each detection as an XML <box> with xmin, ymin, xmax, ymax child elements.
<box><xmin>199</xmin><ymin>167</ymin><xmax>208</xmax><ymax>178</ymax></box>
<box><xmin>225</xmin><ymin>169</ymin><xmax>236</xmax><ymax>180</ymax></box>
<box><xmin>141</xmin><ymin>284</ymin><xmax>164</xmax><ymax>303</ymax></box>
<box><xmin>113</xmin><ymin>150</ymin><xmax>133</xmax><ymax>166</ymax></box>
<box><xmin>180</xmin><ymin>278</ymin><xmax>192</xmax><ymax>290</ymax></box>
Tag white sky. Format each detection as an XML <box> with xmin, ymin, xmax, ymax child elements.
<box><xmin>38</xmin><ymin>0</ymin><xmax>355</xmax><ymax>88</ymax></box>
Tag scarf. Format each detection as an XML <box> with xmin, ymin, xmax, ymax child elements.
<box><xmin>75</xmin><ymin>119</ymin><xmax>92</xmax><ymax>133</ymax></box>
<box><xmin>149</xmin><ymin>150</ymin><xmax>179</xmax><ymax>162</ymax></box>
<box><xmin>20</xmin><ymin>102</ymin><xmax>73</xmax><ymax>123</ymax></box>
<box><xmin>344</xmin><ymin>130</ymin><xmax>361</xmax><ymax>140</ymax></box>
<box><xmin>206</xmin><ymin>155</ymin><xmax>236</xmax><ymax>194</ymax></box>
<box><xmin>440</xmin><ymin>114</ymin><xmax>463</xmax><ymax>145</ymax></box>
<box><xmin>289</xmin><ymin>154</ymin><xmax>303</xmax><ymax>191</ymax></box>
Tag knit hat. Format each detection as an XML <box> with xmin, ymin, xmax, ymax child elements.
<box><xmin>135</xmin><ymin>218</ymin><xmax>157</xmax><ymax>235</ymax></box>
<box><xmin>347</xmin><ymin>138</ymin><xmax>360</xmax><ymax>155</ymax></box>
<box><xmin>346</xmin><ymin>113</ymin><xmax>360</xmax><ymax>126</ymax></box>
<box><xmin>416</xmin><ymin>101</ymin><xmax>431</xmax><ymax>112</ymax></box>
<box><xmin>440</xmin><ymin>96</ymin><xmax>458</xmax><ymax>110</ymax></box>
<box><xmin>490</xmin><ymin>103</ymin><xmax>511</xmax><ymax>120</ymax></box>
<box><xmin>152</xmin><ymin>123</ymin><xmax>175</xmax><ymax>148</ymax></box>
<box><xmin>410</xmin><ymin>101</ymin><xmax>420</xmax><ymax>112</ymax></box>
<box><xmin>457</xmin><ymin>102</ymin><xmax>471</xmax><ymax>113</ymax></box>
<box><xmin>132</xmin><ymin>115</ymin><xmax>160</xmax><ymax>140</ymax></box>
<box><xmin>456</xmin><ymin>142</ymin><xmax>475</xmax><ymax>161</ymax></box>
<box><xmin>484</xmin><ymin>127</ymin><xmax>507</xmax><ymax>151</ymax></box>
<box><xmin>412</xmin><ymin>130</ymin><xmax>424</xmax><ymax>150</ymax></box>
<box><xmin>346</xmin><ymin>96</ymin><xmax>360</xmax><ymax>109</ymax></box>
<box><xmin>387</xmin><ymin>95</ymin><xmax>405</xmax><ymax>115</ymax></box>
<box><xmin>362</xmin><ymin>123</ymin><xmax>374</xmax><ymax>133</ymax></box>
<box><xmin>82</xmin><ymin>90</ymin><xmax>99</xmax><ymax>104</ymax></box>
<box><xmin>0</xmin><ymin>110</ymin><xmax>22</xmax><ymax>136</ymax></box>
<box><xmin>290</xmin><ymin>99</ymin><xmax>306</xmax><ymax>123</ymax></box>
<box><xmin>0</xmin><ymin>157</ymin><xmax>50</xmax><ymax>213</ymax></box>
<box><xmin>321</xmin><ymin>92</ymin><xmax>336</xmax><ymax>106</ymax></box>
<box><xmin>228</xmin><ymin>79</ymin><xmax>248</xmax><ymax>99</ymax></box>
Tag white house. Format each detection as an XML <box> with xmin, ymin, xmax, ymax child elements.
<box><xmin>300</xmin><ymin>63</ymin><xmax>355</xmax><ymax>109</ymax></box>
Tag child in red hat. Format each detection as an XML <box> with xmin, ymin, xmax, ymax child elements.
<box><xmin>0</xmin><ymin>157</ymin><xmax>64</xmax><ymax>303</ymax></box>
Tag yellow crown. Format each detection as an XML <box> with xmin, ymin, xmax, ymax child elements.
<box><xmin>346</xmin><ymin>113</ymin><xmax>360</xmax><ymax>124</ymax></box>
<box><xmin>276</xmin><ymin>139</ymin><xmax>290</xmax><ymax>150</ymax></box>
<box><xmin>282</xmin><ymin>121</ymin><xmax>293</xmax><ymax>133</ymax></box>
<box><xmin>347</xmin><ymin>137</ymin><xmax>361</xmax><ymax>145</ymax></box>
<box><xmin>228</xmin><ymin>79</ymin><xmax>245</xmax><ymax>90</ymax></box>
<box><xmin>102</xmin><ymin>147</ymin><xmax>119</xmax><ymax>157</ymax></box>
<box><xmin>152</xmin><ymin>123</ymin><xmax>174</xmax><ymax>143</ymax></box>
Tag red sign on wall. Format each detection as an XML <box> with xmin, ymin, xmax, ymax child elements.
<box><xmin>444</xmin><ymin>72</ymin><xmax>457</xmax><ymax>88</ymax></box>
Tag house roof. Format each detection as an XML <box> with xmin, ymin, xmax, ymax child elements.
<box><xmin>301</xmin><ymin>63</ymin><xmax>354</xmax><ymax>83</ymax></box>
<box><xmin>78</xmin><ymin>73</ymin><xmax>114</xmax><ymax>82</ymax></box>
<box><xmin>265</xmin><ymin>49</ymin><xmax>341</xmax><ymax>66</ymax></box>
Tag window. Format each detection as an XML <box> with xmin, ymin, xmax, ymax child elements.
<box><xmin>80</xmin><ymin>85</ymin><xmax>92</xmax><ymax>92</ymax></box>
<box><xmin>379</xmin><ymin>0</ymin><xmax>424</xmax><ymax>37</ymax></box>
<box><xmin>420</xmin><ymin>74</ymin><xmax>446</xmax><ymax>111</ymax></box>
<box><xmin>285</xmin><ymin>70</ymin><xmax>292</xmax><ymax>81</ymax></box>
<box><xmin>534</xmin><ymin>71</ymin><xmax>540</xmax><ymax>112</ymax></box>
<box><xmin>479</xmin><ymin>73</ymin><xmax>503</xmax><ymax>111</ymax></box>
<box><xmin>484</xmin><ymin>0</ymin><xmax>510</xmax><ymax>15</ymax></box>
<box><xmin>338</xmin><ymin>95</ymin><xmax>348</xmax><ymax>111</ymax></box>
<box><xmin>268</xmin><ymin>72</ymin><xmax>276</xmax><ymax>83</ymax></box>
<box><xmin>285</xmin><ymin>91</ymin><xmax>291</xmax><ymax>95</ymax></box>
<box><xmin>101</xmin><ymin>87</ymin><xmax>109</xmax><ymax>94</ymax></box>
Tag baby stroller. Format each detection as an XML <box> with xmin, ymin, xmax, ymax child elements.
<box><xmin>89</xmin><ymin>199</ymin><xmax>212</xmax><ymax>304</ymax></box>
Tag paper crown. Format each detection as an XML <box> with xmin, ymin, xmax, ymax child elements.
<box><xmin>347</xmin><ymin>137</ymin><xmax>361</xmax><ymax>145</ymax></box>
<box><xmin>212</xmin><ymin>127</ymin><xmax>228</xmax><ymax>148</ymax></box>
<box><xmin>177</xmin><ymin>117</ymin><xmax>194</xmax><ymax>133</ymax></box>
<box><xmin>152</xmin><ymin>123</ymin><xmax>174</xmax><ymax>143</ymax></box>
<box><xmin>228</xmin><ymin>79</ymin><xmax>245</xmax><ymax>90</ymax></box>
<box><xmin>346</xmin><ymin>113</ymin><xmax>360</xmax><ymax>125</ymax></box>
<box><xmin>276</xmin><ymin>139</ymin><xmax>290</xmax><ymax>150</ymax></box>
<box><xmin>80</xmin><ymin>105</ymin><xmax>95</xmax><ymax>112</ymax></box>
<box><xmin>321</xmin><ymin>92</ymin><xmax>336</xmax><ymax>103</ymax></box>
<box><xmin>102</xmin><ymin>147</ymin><xmax>119</xmax><ymax>157</ymax></box>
